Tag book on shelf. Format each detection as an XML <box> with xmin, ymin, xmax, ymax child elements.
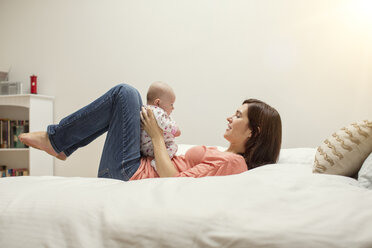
<box><xmin>0</xmin><ymin>119</ymin><xmax>29</xmax><ymax>148</ymax></box>
<box><xmin>0</xmin><ymin>165</ymin><xmax>29</xmax><ymax>177</ymax></box>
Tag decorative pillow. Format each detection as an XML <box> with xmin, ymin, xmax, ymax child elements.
<box><xmin>358</xmin><ymin>152</ymin><xmax>372</xmax><ymax>189</ymax></box>
<box><xmin>313</xmin><ymin>120</ymin><xmax>372</xmax><ymax>176</ymax></box>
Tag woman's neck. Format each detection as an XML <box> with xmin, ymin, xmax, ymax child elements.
<box><xmin>226</xmin><ymin>143</ymin><xmax>245</xmax><ymax>154</ymax></box>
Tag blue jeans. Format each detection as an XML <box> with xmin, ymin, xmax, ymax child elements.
<box><xmin>47</xmin><ymin>84</ymin><xmax>143</xmax><ymax>181</ymax></box>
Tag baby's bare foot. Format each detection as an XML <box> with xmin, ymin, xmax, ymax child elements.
<box><xmin>18</xmin><ymin>132</ymin><xmax>67</xmax><ymax>161</ymax></box>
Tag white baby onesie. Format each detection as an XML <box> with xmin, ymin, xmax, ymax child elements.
<box><xmin>140</xmin><ymin>105</ymin><xmax>179</xmax><ymax>170</ymax></box>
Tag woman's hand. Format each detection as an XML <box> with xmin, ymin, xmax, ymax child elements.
<box><xmin>140</xmin><ymin>106</ymin><xmax>163</xmax><ymax>140</ymax></box>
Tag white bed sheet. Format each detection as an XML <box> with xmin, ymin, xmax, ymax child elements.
<box><xmin>1</xmin><ymin>159</ymin><xmax>371</xmax><ymax>248</ymax></box>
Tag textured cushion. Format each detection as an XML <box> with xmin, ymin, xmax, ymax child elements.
<box><xmin>358</xmin><ymin>152</ymin><xmax>372</xmax><ymax>189</ymax></box>
<box><xmin>313</xmin><ymin>120</ymin><xmax>372</xmax><ymax>176</ymax></box>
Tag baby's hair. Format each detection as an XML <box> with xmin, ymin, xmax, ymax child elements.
<box><xmin>146</xmin><ymin>81</ymin><xmax>174</xmax><ymax>104</ymax></box>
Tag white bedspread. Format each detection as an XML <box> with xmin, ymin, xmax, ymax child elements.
<box><xmin>1</xmin><ymin>162</ymin><xmax>372</xmax><ymax>248</ymax></box>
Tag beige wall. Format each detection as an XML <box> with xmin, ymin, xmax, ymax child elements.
<box><xmin>0</xmin><ymin>0</ymin><xmax>371</xmax><ymax>177</ymax></box>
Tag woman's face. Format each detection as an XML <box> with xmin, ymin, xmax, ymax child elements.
<box><xmin>224</xmin><ymin>103</ymin><xmax>252</xmax><ymax>144</ymax></box>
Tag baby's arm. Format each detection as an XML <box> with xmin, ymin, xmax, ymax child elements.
<box><xmin>150</xmin><ymin>107</ymin><xmax>170</xmax><ymax>132</ymax></box>
<box><xmin>152</xmin><ymin>107</ymin><xmax>180</xmax><ymax>137</ymax></box>
<box><xmin>172</xmin><ymin>126</ymin><xmax>181</xmax><ymax>137</ymax></box>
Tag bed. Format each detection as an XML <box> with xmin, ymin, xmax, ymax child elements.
<box><xmin>1</xmin><ymin>145</ymin><xmax>372</xmax><ymax>248</ymax></box>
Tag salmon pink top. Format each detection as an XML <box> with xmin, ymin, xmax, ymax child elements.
<box><xmin>130</xmin><ymin>145</ymin><xmax>247</xmax><ymax>180</ymax></box>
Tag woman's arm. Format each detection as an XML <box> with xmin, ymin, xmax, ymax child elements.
<box><xmin>140</xmin><ymin>107</ymin><xmax>178</xmax><ymax>177</ymax></box>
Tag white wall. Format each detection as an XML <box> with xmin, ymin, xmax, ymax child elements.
<box><xmin>0</xmin><ymin>0</ymin><xmax>371</xmax><ymax>177</ymax></box>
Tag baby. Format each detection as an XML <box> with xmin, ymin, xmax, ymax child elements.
<box><xmin>141</xmin><ymin>81</ymin><xmax>181</xmax><ymax>170</ymax></box>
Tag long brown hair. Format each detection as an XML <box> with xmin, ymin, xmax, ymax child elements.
<box><xmin>242</xmin><ymin>99</ymin><xmax>282</xmax><ymax>169</ymax></box>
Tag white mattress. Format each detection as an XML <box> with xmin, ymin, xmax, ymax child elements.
<box><xmin>1</xmin><ymin>148</ymin><xmax>372</xmax><ymax>248</ymax></box>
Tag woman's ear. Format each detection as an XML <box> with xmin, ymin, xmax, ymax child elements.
<box><xmin>244</xmin><ymin>129</ymin><xmax>253</xmax><ymax>140</ymax></box>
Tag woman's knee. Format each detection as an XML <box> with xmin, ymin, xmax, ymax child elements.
<box><xmin>114</xmin><ymin>84</ymin><xmax>142</xmax><ymax>105</ymax></box>
<box><xmin>115</xmin><ymin>83</ymin><xmax>137</xmax><ymax>94</ymax></box>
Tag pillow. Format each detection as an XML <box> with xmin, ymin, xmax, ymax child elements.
<box><xmin>313</xmin><ymin>120</ymin><xmax>372</xmax><ymax>176</ymax></box>
<box><xmin>278</xmin><ymin>148</ymin><xmax>316</xmax><ymax>165</ymax></box>
<box><xmin>176</xmin><ymin>144</ymin><xmax>196</xmax><ymax>155</ymax></box>
<box><xmin>358</xmin><ymin>152</ymin><xmax>372</xmax><ymax>189</ymax></box>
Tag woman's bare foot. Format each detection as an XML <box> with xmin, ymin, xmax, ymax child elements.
<box><xmin>18</xmin><ymin>132</ymin><xmax>67</xmax><ymax>161</ymax></box>
<box><xmin>56</xmin><ymin>152</ymin><xmax>67</xmax><ymax>160</ymax></box>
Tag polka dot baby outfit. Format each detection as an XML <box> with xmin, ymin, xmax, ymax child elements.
<box><xmin>140</xmin><ymin>105</ymin><xmax>179</xmax><ymax>170</ymax></box>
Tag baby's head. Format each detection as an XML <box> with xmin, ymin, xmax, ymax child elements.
<box><xmin>146</xmin><ymin>81</ymin><xmax>176</xmax><ymax>115</ymax></box>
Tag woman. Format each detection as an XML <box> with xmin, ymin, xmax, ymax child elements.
<box><xmin>19</xmin><ymin>84</ymin><xmax>282</xmax><ymax>181</ymax></box>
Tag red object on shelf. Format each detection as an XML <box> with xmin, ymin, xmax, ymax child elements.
<box><xmin>30</xmin><ymin>75</ymin><xmax>37</xmax><ymax>94</ymax></box>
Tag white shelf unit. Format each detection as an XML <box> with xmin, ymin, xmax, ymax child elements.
<box><xmin>0</xmin><ymin>94</ymin><xmax>54</xmax><ymax>176</ymax></box>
